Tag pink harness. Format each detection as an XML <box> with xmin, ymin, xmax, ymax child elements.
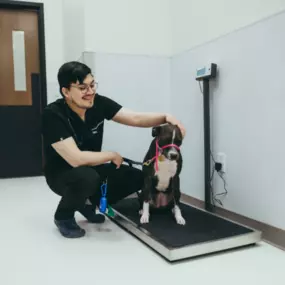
<box><xmin>145</xmin><ymin>139</ymin><xmax>180</xmax><ymax>171</ymax></box>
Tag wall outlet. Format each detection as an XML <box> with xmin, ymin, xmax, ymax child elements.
<box><xmin>216</xmin><ymin>152</ymin><xmax>226</xmax><ymax>173</ymax></box>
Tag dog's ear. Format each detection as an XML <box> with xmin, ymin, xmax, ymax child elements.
<box><xmin>152</xmin><ymin>126</ymin><xmax>161</xmax><ymax>137</ymax></box>
<box><xmin>175</xmin><ymin>125</ymin><xmax>183</xmax><ymax>141</ymax></box>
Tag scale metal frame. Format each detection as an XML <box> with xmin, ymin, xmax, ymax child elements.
<box><xmin>109</xmin><ymin>198</ymin><xmax>262</xmax><ymax>262</ymax></box>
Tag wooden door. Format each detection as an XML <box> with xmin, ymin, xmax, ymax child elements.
<box><xmin>0</xmin><ymin>9</ymin><xmax>43</xmax><ymax>178</ymax></box>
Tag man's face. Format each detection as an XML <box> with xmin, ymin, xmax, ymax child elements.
<box><xmin>62</xmin><ymin>74</ymin><xmax>97</xmax><ymax>109</ymax></box>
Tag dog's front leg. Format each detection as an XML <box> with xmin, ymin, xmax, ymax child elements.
<box><xmin>172</xmin><ymin>175</ymin><xmax>186</xmax><ymax>225</ymax></box>
<box><xmin>140</xmin><ymin>176</ymin><xmax>152</xmax><ymax>224</ymax></box>
<box><xmin>140</xmin><ymin>202</ymin><xmax>150</xmax><ymax>224</ymax></box>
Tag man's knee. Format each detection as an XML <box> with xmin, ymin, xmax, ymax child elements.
<box><xmin>69</xmin><ymin>166</ymin><xmax>101</xmax><ymax>196</ymax></box>
<box><xmin>133</xmin><ymin>168</ymin><xmax>144</xmax><ymax>188</ymax></box>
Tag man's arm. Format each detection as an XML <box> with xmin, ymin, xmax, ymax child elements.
<box><xmin>112</xmin><ymin>108</ymin><xmax>167</xmax><ymax>127</ymax></box>
<box><xmin>112</xmin><ymin>108</ymin><xmax>186</xmax><ymax>137</ymax></box>
<box><xmin>51</xmin><ymin>137</ymin><xmax>122</xmax><ymax>168</ymax></box>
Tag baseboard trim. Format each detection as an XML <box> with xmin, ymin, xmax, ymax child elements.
<box><xmin>181</xmin><ymin>193</ymin><xmax>285</xmax><ymax>251</ymax></box>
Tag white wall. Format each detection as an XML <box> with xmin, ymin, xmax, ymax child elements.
<box><xmin>83</xmin><ymin>0</ymin><xmax>172</xmax><ymax>56</ymax></box>
<box><xmin>42</xmin><ymin>0</ymin><xmax>65</xmax><ymax>103</ymax></box>
<box><xmin>171</xmin><ymin>0</ymin><xmax>285</xmax><ymax>54</ymax></box>
<box><xmin>62</xmin><ymin>0</ymin><xmax>85</xmax><ymax>62</ymax></box>
<box><xmin>171</xmin><ymin>11</ymin><xmax>285</xmax><ymax>230</ymax></box>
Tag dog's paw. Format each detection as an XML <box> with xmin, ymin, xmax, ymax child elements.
<box><xmin>175</xmin><ymin>215</ymin><xmax>186</xmax><ymax>225</ymax></box>
<box><xmin>140</xmin><ymin>214</ymin><xmax>149</xmax><ymax>224</ymax></box>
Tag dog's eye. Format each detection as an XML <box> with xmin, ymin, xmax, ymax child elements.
<box><xmin>175</xmin><ymin>139</ymin><xmax>182</xmax><ymax>146</ymax></box>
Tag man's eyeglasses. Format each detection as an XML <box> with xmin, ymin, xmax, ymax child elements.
<box><xmin>70</xmin><ymin>81</ymin><xmax>98</xmax><ymax>94</ymax></box>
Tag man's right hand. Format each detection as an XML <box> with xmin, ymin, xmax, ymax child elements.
<box><xmin>111</xmin><ymin>152</ymin><xmax>123</xmax><ymax>168</ymax></box>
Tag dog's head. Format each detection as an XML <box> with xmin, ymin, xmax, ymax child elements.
<box><xmin>152</xmin><ymin>123</ymin><xmax>183</xmax><ymax>161</ymax></box>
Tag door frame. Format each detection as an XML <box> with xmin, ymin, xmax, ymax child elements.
<box><xmin>0</xmin><ymin>0</ymin><xmax>48</xmax><ymax>111</ymax></box>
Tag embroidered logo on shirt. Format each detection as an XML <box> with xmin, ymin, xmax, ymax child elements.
<box><xmin>91</xmin><ymin>121</ymin><xmax>104</xmax><ymax>134</ymax></box>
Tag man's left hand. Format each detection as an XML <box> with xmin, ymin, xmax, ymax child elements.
<box><xmin>165</xmin><ymin>114</ymin><xmax>186</xmax><ymax>138</ymax></box>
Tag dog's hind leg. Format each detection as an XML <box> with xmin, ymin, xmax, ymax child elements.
<box><xmin>172</xmin><ymin>175</ymin><xmax>186</xmax><ymax>225</ymax></box>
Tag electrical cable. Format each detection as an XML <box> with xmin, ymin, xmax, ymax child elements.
<box><xmin>210</xmin><ymin>150</ymin><xmax>228</xmax><ymax>207</ymax></box>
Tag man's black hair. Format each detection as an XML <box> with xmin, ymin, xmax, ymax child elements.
<box><xmin>57</xmin><ymin>61</ymin><xmax>92</xmax><ymax>96</ymax></box>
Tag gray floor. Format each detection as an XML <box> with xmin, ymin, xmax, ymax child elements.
<box><xmin>0</xmin><ymin>176</ymin><xmax>284</xmax><ymax>285</ymax></box>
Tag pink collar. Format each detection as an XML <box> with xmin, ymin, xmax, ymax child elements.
<box><xmin>152</xmin><ymin>139</ymin><xmax>180</xmax><ymax>171</ymax></box>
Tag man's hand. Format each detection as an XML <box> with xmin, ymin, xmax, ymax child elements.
<box><xmin>165</xmin><ymin>114</ymin><xmax>186</xmax><ymax>138</ymax></box>
<box><xmin>111</xmin><ymin>152</ymin><xmax>123</xmax><ymax>168</ymax></box>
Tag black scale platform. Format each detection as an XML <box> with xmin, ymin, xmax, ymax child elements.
<box><xmin>111</xmin><ymin>198</ymin><xmax>254</xmax><ymax>249</ymax></box>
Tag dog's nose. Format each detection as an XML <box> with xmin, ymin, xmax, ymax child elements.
<box><xmin>169</xmin><ymin>153</ymin><xmax>178</xmax><ymax>160</ymax></box>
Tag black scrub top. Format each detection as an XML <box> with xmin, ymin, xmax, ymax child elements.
<box><xmin>41</xmin><ymin>93</ymin><xmax>122</xmax><ymax>182</ymax></box>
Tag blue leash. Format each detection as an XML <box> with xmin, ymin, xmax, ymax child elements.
<box><xmin>99</xmin><ymin>179</ymin><xmax>108</xmax><ymax>213</ymax></box>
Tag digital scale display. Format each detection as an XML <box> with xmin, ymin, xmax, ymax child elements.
<box><xmin>197</xmin><ymin>67</ymin><xmax>206</xmax><ymax>77</ymax></box>
<box><xmin>195</xmin><ymin>63</ymin><xmax>217</xmax><ymax>81</ymax></box>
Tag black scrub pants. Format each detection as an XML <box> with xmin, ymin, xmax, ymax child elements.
<box><xmin>47</xmin><ymin>163</ymin><xmax>144</xmax><ymax>220</ymax></box>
